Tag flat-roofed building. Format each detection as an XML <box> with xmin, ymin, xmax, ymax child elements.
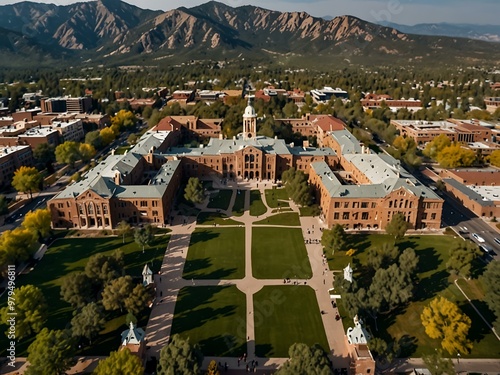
<box><xmin>392</xmin><ymin>119</ymin><xmax>492</xmax><ymax>145</ymax></box>
<box><xmin>485</xmin><ymin>97</ymin><xmax>500</xmax><ymax>113</ymax></box>
<box><xmin>361</xmin><ymin>93</ymin><xmax>422</xmax><ymax>112</ymax></box>
<box><xmin>50</xmin><ymin>119</ymin><xmax>84</xmax><ymax>142</ymax></box>
<box><xmin>155</xmin><ymin>116</ymin><xmax>223</xmax><ymax>139</ymax></box>
<box><xmin>41</xmin><ymin>97</ymin><xmax>92</xmax><ymax>114</ymax></box>
<box><xmin>18</xmin><ymin>126</ymin><xmax>60</xmax><ymax>148</ymax></box>
<box><xmin>311</xmin><ymin>87</ymin><xmax>349</xmax><ymax>103</ymax></box>
<box><xmin>0</xmin><ymin>145</ymin><xmax>33</xmax><ymax>187</ymax></box>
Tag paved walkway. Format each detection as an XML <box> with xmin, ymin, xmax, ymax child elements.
<box><xmin>144</xmin><ymin>179</ymin><xmax>351</xmax><ymax>372</ymax></box>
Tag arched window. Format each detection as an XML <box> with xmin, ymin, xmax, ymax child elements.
<box><xmin>88</xmin><ymin>203</ymin><xmax>94</xmax><ymax>214</ymax></box>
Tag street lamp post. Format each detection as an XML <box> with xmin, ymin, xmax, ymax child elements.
<box><xmin>457</xmin><ymin>353</ymin><xmax>460</xmax><ymax>364</ymax></box>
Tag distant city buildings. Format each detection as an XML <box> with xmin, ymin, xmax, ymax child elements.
<box><xmin>362</xmin><ymin>93</ymin><xmax>423</xmax><ymax>112</ymax></box>
<box><xmin>41</xmin><ymin>96</ymin><xmax>93</xmax><ymax>114</ymax></box>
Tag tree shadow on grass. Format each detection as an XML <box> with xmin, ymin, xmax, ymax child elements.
<box><xmin>255</xmin><ymin>343</ymin><xmax>274</xmax><ymax>357</ymax></box>
<box><xmin>458</xmin><ymin>301</ymin><xmax>491</xmax><ymax>344</ymax></box>
<box><xmin>347</xmin><ymin>233</ymin><xmax>371</xmax><ymax>254</ymax></box>
<box><xmin>189</xmin><ymin>230</ymin><xmax>220</xmax><ymax>246</ymax></box>
<box><xmin>198</xmin><ymin>334</ymin><xmax>245</xmax><ymax>357</ymax></box>
<box><xmin>416</xmin><ymin>247</ymin><xmax>441</xmax><ymax>274</ymax></box>
<box><xmin>470</xmin><ymin>258</ymin><xmax>487</xmax><ymax>279</ymax></box>
<box><xmin>397</xmin><ymin>334</ymin><xmax>418</xmax><ymax>357</ymax></box>
<box><xmin>415</xmin><ymin>270</ymin><xmax>449</xmax><ymax>301</ymax></box>
<box><xmin>172</xmin><ymin>305</ymin><xmax>237</xmax><ymax>334</ymax></box>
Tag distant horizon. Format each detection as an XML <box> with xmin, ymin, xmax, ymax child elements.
<box><xmin>0</xmin><ymin>0</ymin><xmax>499</xmax><ymax>26</ymax></box>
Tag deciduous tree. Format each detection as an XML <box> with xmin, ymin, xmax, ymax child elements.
<box><xmin>1</xmin><ymin>284</ymin><xmax>47</xmax><ymax>339</ymax></box>
<box><xmin>85</xmin><ymin>250</ymin><xmax>124</xmax><ymax>286</ymax></box>
<box><xmin>422</xmin><ymin>350</ymin><xmax>455</xmax><ymax>375</ymax></box>
<box><xmin>488</xmin><ymin>149</ymin><xmax>500</xmax><ymax>167</ymax></box>
<box><xmin>78</xmin><ymin>143</ymin><xmax>96</xmax><ymax>162</ymax></box>
<box><xmin>70</xmin><ymin>302</ymin><xmax>105</xmax><ymax>345</ymax></box>
<box><xmin>100</xmin><ymin>127</ymin><xmax>116</xmax><ymax>146</ymax></box>
<box><xmin>12</xmin><ymin>166</ymin><xmax>42</xmax><ymax>199</ymax></box>
<box><xmin>134</xmin><ymin>225</ymin><xmax>154</xmax><ymax>253</ymax></box>
<box><xmin>33</xmin><ymin>143</ymin><xmax>56</xmax><ymax>172</ymax></box>
<box><xmin>26</xmin><ymin>328</ymin><xmax>75</xmax><ymax>375</ymax></box>
<box><xmin>85</xmin><ymin>130</ymin><xmax>103</xmax><ymax>150</ymax></box>
<box><xmin>437</xmin><ymin>143</ymin><xmax>476</xmax><ymax>168</ymax></box>
<box><xmin>116</xmin><ymin>220</ymin><xmax>132</xmax><ymax>244</ymax></box>
<box><xmin>60</xmin><ymin>272</ymin><xmax>97</xmax><ymax>308</ymax></box>
<box><xmin>55</xmin><ymin>141</ymin><xmax>80</xmax><ymax>167</ymax></box>
<box><xmin>276</xmin><ymin>343</ymin><xmax>332</xmax><ymax>375</ymax></box>
<box><xmin>282</xmin><ymin>168</ymin><xmax>312</xmax><ymax>206</ymax></box>
<box><xmin>321</xmin><ymin>224</ymin><xmax>347</xmax><ymax>255</ymax></box>
<box><xmin>124</xmin><ymin>283</ymin><xmax>153</xmax><ymax>316</ymax></box>
<box><xmin>423</xmin><ymin>134</ymin><xmax>451</xmax><ymax>160</ymax></box>
<box><xmin>184</xmin><ymin>177</ymin><xmax>205</xmax><ymax>204</ymax></box>
<box><xmin>385</xmin><ymin>212</ymin><xmax>409</xmax><ymax>240</ymax></box>
<box><xmin>0</xmin><ymin>227</ymin><xmax>37</xmax><ymax>267</ymax></box>
<box><xmin>481</xmin><ymin>261</ymin><xmax>500</xmax><ymax>331</ymax></box>
<box><xmin>421</xmin><ymin>296</ymin><xmax>472</xmax><ymax>354</ymax></box>
<box><xmin>102</xmin><ymin>276</ymin><xmax>134</xmax><ymax>312</ymax></box>
<box><xmin>94</xmin><ymin>348</ymin><xmax>144</xmax><ymax>375</ymax></box>
<box><xmin>22</xmin><ymin>208</ymin><xmax>51</xmax><ymax>239</ymax></box>
<box><xmin>206</xmin><ymin>360</ymin><xmax>220</xmax><ymax>375</ymax></box>
<box><xmin>446</xmin><ymin>241</ymin><xmax>480</xmax><ymax>278</ymax></box>
<box><xmin>157</xmin><ymin>334</ymin><xmax>203</xmax><ymax>375</ymax></box>
<box><xmin>0</xmin><ymin>194</ymin><xmax>8</xmax><ymax>216</ymax></box>
<box><xmin>111</xmin><ymin>109</ymin><xmax>137</xmax><ymax>130</ymax></box>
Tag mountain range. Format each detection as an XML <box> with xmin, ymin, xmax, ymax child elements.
<box><xmin>1</xmin><ymin>0</ymin><xmax>500</xmax><ymax>69</ymax></box>
<box><xmin>378</xmin><ymin>21</ymin><xmax>500</xmax><ymax>43</ymax></box>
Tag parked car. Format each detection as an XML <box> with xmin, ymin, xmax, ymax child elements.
<box><xmin>480</xmin><ymin>245</ymin><xmax>493</xmax><ymax>254</ymax></box>
<box><xmin>494</xmin><ymin>237</ymin><xmax>500</xmax><ymax>245</ymax></box>
<box><xmin>472</xmin><ymin>233</ymin><xmax>485</xmax><ymax>243</ymax></box>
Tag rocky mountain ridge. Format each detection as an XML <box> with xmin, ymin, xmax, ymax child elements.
<box><xmin>0</xmin><ymin>0</ymin><xmax>499</xmax><ymax>68</ymax></box>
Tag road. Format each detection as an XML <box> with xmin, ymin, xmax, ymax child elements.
<box><xmin>0</xmin><ymin>192</ymin><xmax>56</xmax><ymax>233</ymax></box>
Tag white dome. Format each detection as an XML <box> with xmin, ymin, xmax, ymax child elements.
<box><xmin>244</xmin><ymin>105</ymin><xmax>256</xmax><ymax>117</ymax></box>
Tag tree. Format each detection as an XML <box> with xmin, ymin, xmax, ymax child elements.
<box><xmin>423</xmin><ymin>134</ymin><xmax>451</xmax><ymax>160</ymax></box>
<box><xmin>367</xmin><ymin>242</ymin><xmax>398</xmax><ymax>270</ymax></box>
<box><xmin>0</xmin><ymin>228</ymin><xmax>37</xmax><ymax>268</ymax></box>
<box><xmin>111</xmin><ymin>109</ymin><xmax>137</xmax><ymax>130</ymax></box>
<box><xmin>124</xmin><ymin>283</ymin><xmax>153</xmax><ymax>315</ymax></box>
<box><xmin>134</xmin><ymin>225</ymin><xmax>154</xmax><ymax>253</ymax></box>
<box><xmin>421</xmin><ymin>296</ymin><xmax>472</xmax><ymax>354</ymax></box>
<box><xmin>385</xmin><ymin>212</ymin><xmax>409</xmax><ymax>240</ymax></box>
<box><xmin>116</xmin><ymin>220</ymin><xmax>132</xmax><ymax>244</ymax></box>
<box><xmin>78</xmin><ymin>143</ymin><xmax>96</xmax><ymax>162</ymax></box>
<box><xmin>321</xmin><ymin>224</ymin><xmax>347</xmax><ymax>255</ymax></box>
<box><xmin>206</xmin><ymin>360</ymin><xmax>220</xmax><ymax>375</ymax></box>
<box><xmin>481</xmin><ymin>261</ymin><xmax>500</xmax><ymax>331</ymax></box>
<box><xmin>70</xmin><ymin>302</ymin><xmax>105</xmax><ymax>344</ymax></box>
<box><xmin>22</xmin><ymin>208</ymin><xmax>51</xmax><ymax>239</ymax></box>
<box><xmin>33</xmin><ymin>143</ymin><xmax>56</xmax><ymax>172</ymax></box>
<box><xmin>60</xmin><ymin>272</ymin><xmax>97</xmax><ymax>308</ymax></box>
<box><xmin>184</xmin><ymin>177</ymin><xmax>204</xmax><ymax>204</ymax></box>
<box><xmin>282</xmin><ymin>168</ymin><xmax>313</xmax><ymax>206</ymax></box>
<box><xmin>102</xmin><ymin>276</ymin><xmax>134</xmax><ymax>312</ymax></box>
<box><xmin>422</xmin><ymin>350</ymin><xmax>455</xmax><ymax>375</ymax></box>
<box><xmin>85</xmin><ymin>250</ymin><xmax>124</xmax><ymax>286</ymax></box>
<box><xmin>157</xmin><ymin>334</ymin><xmax>203</xmax><ymax>375</ymax></box>
<box><xmin>94</xmin><ymin>348</ymin><xmax>144</xmax><ymax>375</ymax></box>
<box><xmin>12</xmin><ymin>166</ymin><xmax>42</xmax><ymax>199</ymax></box>
<box><xmin>276</xmin><ymin>343</ymin><xmax>332</xmax><ymax>375</ymax></box>
<box><xmin>488</xmin><ymin>149</ymin><xmax>500</xmax><ymax>167</ymax></box>
<box><xmin>85</xmin><ymin>130</ymin><xmax>103</xmax><ymax>150</ymax></box>
<box><xmin>127</xmin><ymin>133</ymin><xmax>138</xmax><ymax>145</ymax></box>
<box><xmin>436</xmin><ymin>143</ymin><xmax>476</xmax><ymax>168</ymax></box>
<box><xmin>1</xmin><ymin>285</ymin><xmax>47</xmax><ymax>339</ymax></box>
<box><xmin>0</xmin><ymin>194</ymin><xmax>8</xmax><ymax>216</ymax></box>
<box><xmin>446</xmin><ymin>241</ymin><xmax>480</xmax><ymax>278</ymax></box>
<box><xmin>26</xmin><ymin>328</ymin><xmax>75</xmax><ymax>375</ymax></box>
<box><xmin>55</xmin><ymin>141</ymin><xmax>80</xmax><ymax>167</ymax></box>
<box><xmin>100</xmin><ymin>127</ymin><xmax>117</xmax><ymax>146</ymax></box>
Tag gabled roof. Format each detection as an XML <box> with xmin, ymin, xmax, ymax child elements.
<box><xmin>121</xmin><ymin>322</ymin><xmax>145</xmax><ymax>346</ymax></box>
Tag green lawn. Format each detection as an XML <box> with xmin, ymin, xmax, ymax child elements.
<box><xmin>249</xmin><ymin>190</ymin><xmax>267</xmax><ymax>216</ymax></box>
<box><xmin>232</xmin><ymin>190</ymin><xmax>246</xmax><ymax>216</ymax></box>
<box><xmin>252</xmin><ymin>227</ymin><xmax>312</xmax><ymax>279</ymax></box>
<box><xmin>114</xmin><ymin>146</ymin><xmax>131</xmax><ymax>155</ymax></box>
<box><xmin>183</xmin><ymin>228</ymin><xmax>245</xmax><ymax>279</ymax></box>
<box><xmin>299</xmin><ymin>204</ymin><xmax>321</xmax><ymax>217</ymax></box>
<box><xmin>254</xmin><ymin>286</ymin><xmax>329</xmax><ymax>357</ymax></box>
<box><xmin>197</xmin><ymin>212</ymin><xmax>242</xmax><ymax>226</ymax></box>
<box><xmin>171</xmin><ymin>286</ymin><xmax>246</xmax><ymax>356</ymax></box>
<box><xmin>207</xmin><ymin>189</ymin><xmax>233</xmax><ymax>210</ymax></box>
<box><xmin>264</xmin><ymin>188</ymin><xmax>290</xmax><ymax>208</ymax></box>
<box><xmin>0</xmin><ymin>235</ymin><xmax>169</xmax><ymax>356</ymax></box>
<box><xmin>332</xmin><ymin>234</ymin><xmax>497</xmax><ymax>358</ymax></box>
<box><xmin>254</xmin><ymin>212</ymin><xmax>301</xmax><ymax>226</ymax></box>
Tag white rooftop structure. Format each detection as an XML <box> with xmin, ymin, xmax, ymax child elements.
<box><xmin>121</xmin><ymin>322</ymin><xmax>145</xmax><ymax>346</ymax></box>
<box><xmin>0</xmin><ymin>145</ymin><xmax>30</xmax><ymax>158</ymax></box>
<box><xmin>468</xmin><ymin>185</ymin><xmax>500</xmax><ymax>202</ymax></box>
<box><xmin>344</xmin><ymin>263</ymin><xmax>353</xmax><ymax>283</ymax></box>
<box><xmin>346</xmin><ymin>316</ymin><xmax>371</xmax><ymax>345</ymax></box>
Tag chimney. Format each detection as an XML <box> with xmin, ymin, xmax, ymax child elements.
<box><xmin>114</xmin><ymin>171</ymin><xmax>121</xmax><ymax>185</ymax></box>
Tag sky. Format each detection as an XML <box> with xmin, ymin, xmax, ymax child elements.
<box><xmin>0</xmin><ymin>0</ymin><xmax>498</xmax><ymax>26</ymax></box>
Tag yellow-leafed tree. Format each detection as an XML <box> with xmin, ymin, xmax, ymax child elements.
<box><xmin>436</xmin><ymin>143</ymin><xmax>476</xmax><ymax>168</ymax></box>
<box><xmin>78</xmin><ymin>143</ymin><xmax>96</xmax><ymax>162</ymax></box>
<box><xmin>421</xmin><ymin>296</ymin><xmax>472</xmax><ymax>354</ymax></box>
<box><xmin>100</xmin><ymin>127</ymin><xmax>117</xmax><ymax>146</ymax></box>
<box><xmin>12</xmin><ymin>166</ymin><xmax>42</xmax><ymax>199</ymax></box>
<box><xmin>22</xmin><ymin>208</ymin><xmax>52</xmax><ymax>239</ymax></box>
<box><xmin>489</xmin><ymin>149</ymin><xmax>500</xmax><ymax>167</ymax></box>
<box><xmin>111</xmin><ymin>109</ymin><xmax>137</xmax><ymax>130</ymax></box>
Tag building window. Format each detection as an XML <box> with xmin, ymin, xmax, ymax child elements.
<box><xmin>344</xmin><ymin>202</ymin><xmax>349</xmax><ymax>208</ymax></box>
<box><xmin>103</xmin><ymin>205</ymin><xmax>108</xmax><ymax>214</ymax></box>
<box><xmin>342</xmin><ymin>212</ymin><xmax>350</xmax><ymax>220</ymax></box>
<box><xmin>361</xmin><ymin>202</ymin><xmax>368</xmax><ymax>208</ymax></box>
<box><xmin>88</xmin><ymin>203</ymin><xmax>94</xmax><ymax>214</ymax></box>
<box><xmin>362</xmin><ymin>212</ymin><xmax>369</xmax><ymax>220</ymax></box>
<box><xmin>58</xmin><ymin>203</ymin><xmax>64</xmax><ymax>209</ymax></box>
<box><xmin>152</xmin><ymin>210</ymin><xmax>158</xmax><ymax>216</ymax></box>
<box><xmin>334</xmin><ymin>213</ymin><xmax>339</xmax><ymax>220</ymax></box>
<box><xmin>431</xmin><ymin>213</ymin><xmax>436</xmax><ymax>220</ymax></box>
<box><xmin>96</xmin><ymin>205</ymin><xmax>101</xmax><ymax>214</ymax></box>
<box><xmin>140</xmin><ymin>201</ymin><xmax>147</xmax><ymax>207</ymax></box>
<box><xmin>78</xmin><ymin>204</ymin><xmax>84</xmax><ymax>215</ymax></box>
